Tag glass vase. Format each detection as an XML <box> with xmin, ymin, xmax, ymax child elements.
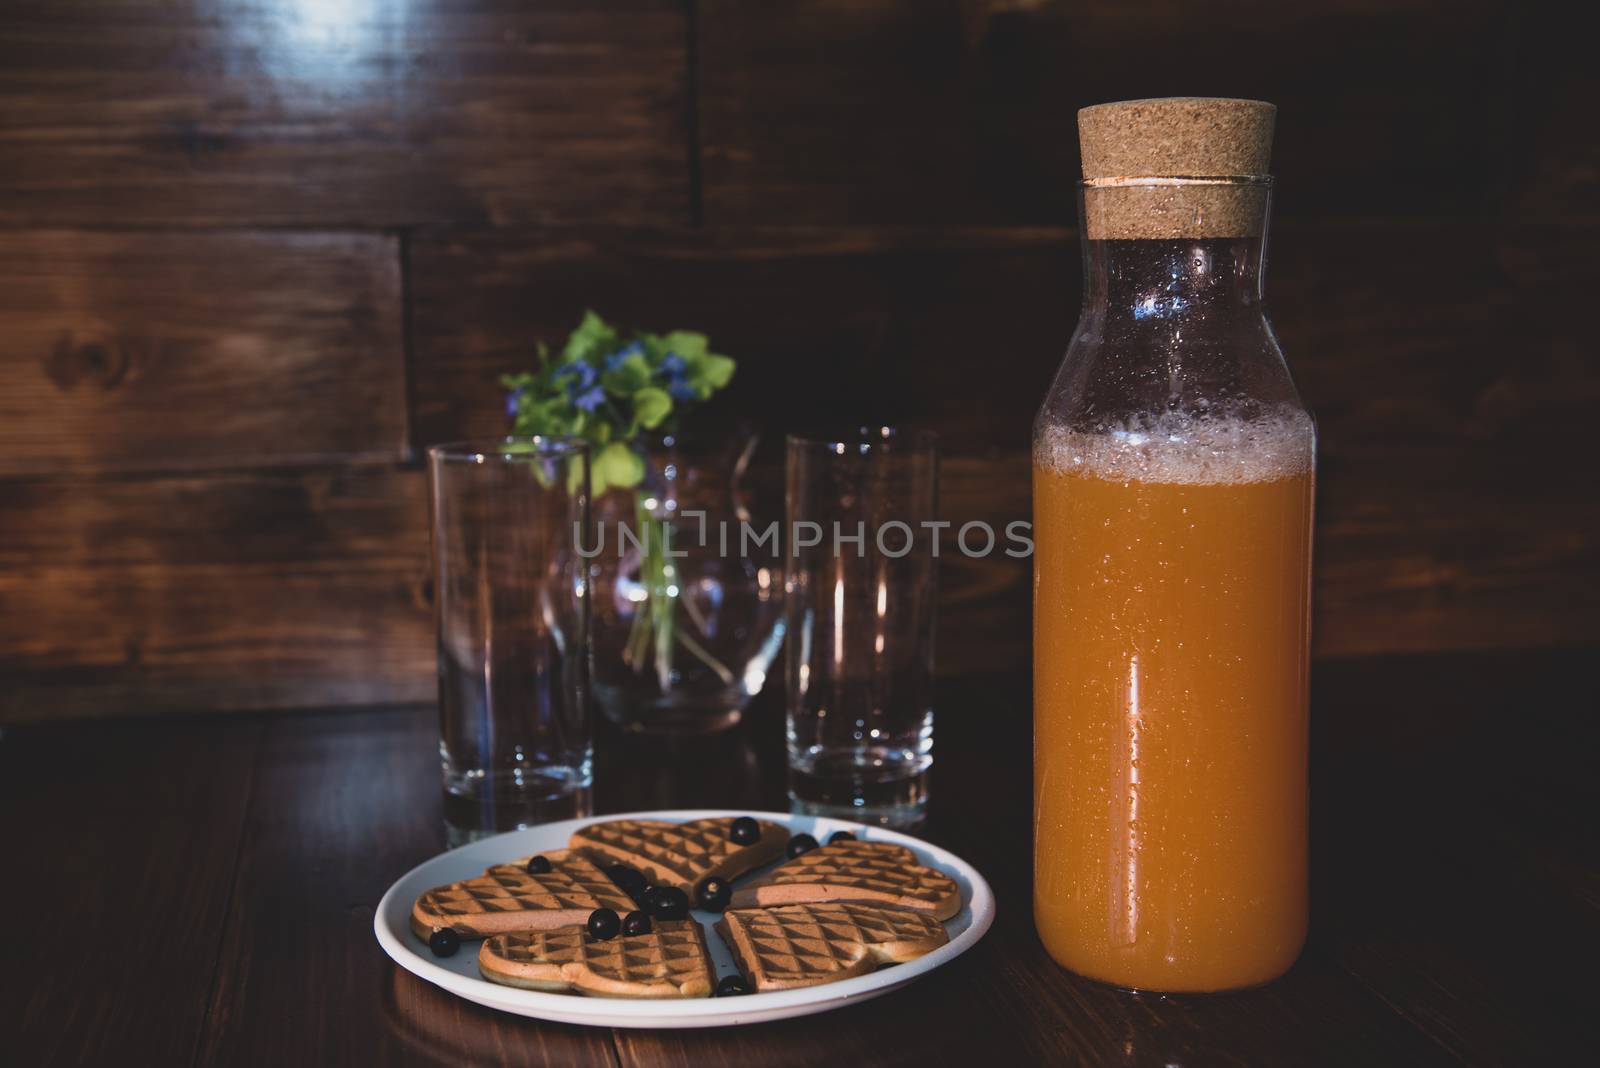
<box><xmin>589</xmin><ymin>433</ymin><xmax>785</xmax><ymax>734</ymax></box>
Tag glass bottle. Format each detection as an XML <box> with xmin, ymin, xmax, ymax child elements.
<box><xmin>1032</xmin><ymin>99</ymin><xmax>1316</xmax><ymax>992</ymax></box>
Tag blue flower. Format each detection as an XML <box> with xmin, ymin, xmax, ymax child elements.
<box><xmin>505</xmin><ymin>386</ymin><xmax>524</xmax><ymax>418</ymax></box>
<box><xmin>605</xmin><ymin>341</ymin><xmax>644</xmax><ymax>372</ymax></box>
<box><xmin>555</xmin><ymin>362</ymin><xmax>598</xmax><ymax>390</ymax></box>
<box><xmin>659</xmin><ymin>350</ymin><xmax>696</xmax><ymax>400</ymax></box>
<box><xmin>551</xmin><ymin>361</ymin><xmax>606</xmax><ymax>411</ymax></box>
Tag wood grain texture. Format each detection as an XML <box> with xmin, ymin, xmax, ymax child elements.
<box><xmin>0</xmin><ymin>466</ymin><xmax>432</xmax><ymax>722</ymax></box>
<box><xmin>5</xmin><ymin>652</ymin><xmax>1591</xmax><ymax>1064</ymax></box>
<box><xmin>1311</xmin><ymin>649</ymin><xmax>1600</xmax><ymax>1063</ymax></box>
<box><xmin>0</xmin><ymin>716</ymin><xmax>262</xmax><ymax>1067</ymax></box>
<box><xmin>1313</xmin><ymin>445</ymin><xmax>1600</xmax><ymax>656</ymax></box>
<box><xmin>697</xmin><ymin>0</ymin><xmax>1552</xmax><ymax>225</ymax></box>
<box><xmin>0</xmin><ymin>458</ymin><xmax>1021</xmax><ymax>717</ymax></box>
<box><xmin>0</xmin><ymin>0</ymin><xmax>1592</xmax><ymax>719</ymax></box>
<box><xmin>195</xmin><ymin>705</ymin><xmax>621</xmax><ymax>1067</ymax></box>
<box><xmin>4</xmin><ymin>218</ymin><xmax>1591</xmax><ymax>718</ymax></box>
<box><xmin>0</xmin><ymin>0</ymin><xmax>687</xmax><ymax>227</ymax></box>
<box><xmin>0</xmin><ymin>230</ymin><xmax>405</xmax><ymax>475</ymax></box>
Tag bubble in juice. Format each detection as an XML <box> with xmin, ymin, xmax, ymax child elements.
<box><xmin>1033</xmin><ymin>410</ymin><xmax>1314</xmax><ymax>991</ymax></box>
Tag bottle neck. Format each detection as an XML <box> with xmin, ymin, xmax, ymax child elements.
<box><xmin>1077</xmin><ymin>178</ymin><xmax>1272</xmax><ymax>328</ymax></box>
<box><xmin>1041</xmin><ymin>185</ymin><xmax>1304</xmax><ymax>437</ymax></box>
<box><xmin>1082</xmin><ymin>232</ymin><xmax>1267</xmax><ymax>326</ymax></box>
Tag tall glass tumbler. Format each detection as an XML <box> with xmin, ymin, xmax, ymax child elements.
<box><xmin>785</xmin><ymin>427</ymin><xmax>938</xmax><ymax>828</ymax></box>
<box><xmin>428</xmin><ymin>437</ymin><xmax>592</xmax><ymax>845</ymax></box>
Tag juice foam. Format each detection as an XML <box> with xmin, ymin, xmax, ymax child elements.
<box><xmin>1034</xmin><ymin>409</ymin><xmax>1315</xmax><ymax>485</ymax></box>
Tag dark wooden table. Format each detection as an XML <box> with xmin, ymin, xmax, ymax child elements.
<box><xmin>3</xmin><ymin>648</ymin><xmax>1594</xmax><ymax>1066</ymax></box>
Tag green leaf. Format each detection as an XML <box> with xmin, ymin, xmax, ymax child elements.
<box><xmin>601</xmin><ymin>353</ymin><xmax>652</xmax><ymax>394</ymax></box>
<box><xmin>632</xmin><ymin>387</ymin><xmax>673</xmax><ymax>429</ymax></box>
<box><xmin>562</xmin><ymin>310</ymin><xmax>618</xmax><ymax>365</ymax></box>
<box><xmin>678</xmin><ymin>352</ymin><xmax>735</xmax><ymax>401</ymax></box>
<box><xmin>661</xmin><ymin>330</ymin><xmax>709</xmax><ymax>360</ymax></box>
<box><xmin>511</xmin><ymin>402</ymin><xmax>554</xmax><ymax>436</ymax></box>
<box><xmin>636</xmin><ymin>331</ymin><xmax>671</xmax><ymax>364</ymax></box>
<box><xmin>592</xmin><ymin>441</ymin><xmax>644</xmax><ymax>495</ymax></box>
<box><xmin>502</xmin><ymin>316</ymin><xmax>734</xmax><ymax>464</ymax></box>
<box><xmin>699</xmin><ymin>353</ymin><xmax>735</xmax><ymax>389</ymax></box>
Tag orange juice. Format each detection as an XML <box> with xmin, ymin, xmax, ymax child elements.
<box><xmin>1033</xmin><ymin>417</ymin><xmax>1314</xmax><ymax>991</ymax></box>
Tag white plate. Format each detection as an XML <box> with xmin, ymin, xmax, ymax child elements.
<box><xmin>374</xmin><ymin>808</ymin><xmax>995</xmax><ymax>1028</ymax></box>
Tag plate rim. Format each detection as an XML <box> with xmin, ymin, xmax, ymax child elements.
<box><xmin>374</xmin><ymin>807</ymin><xmax>996</xmax><ymax>1028</ymax></box>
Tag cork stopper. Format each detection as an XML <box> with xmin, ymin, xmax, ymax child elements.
<box><xmin>1077</xmin><ymin>98</ymin><xmax>1276</xmax><ymax>240</ymax></box>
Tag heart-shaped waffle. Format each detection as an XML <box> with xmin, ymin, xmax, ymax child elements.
<box><xmin>727</xmin><ymin>839</ymin><xmax>962</xmax><ymax>920</ymax></box>
<box><xmin>569</xmin><ymin>817</ymin><xmax>787</xmax><ymax>892</ymax></box>
<box><xmin>716</xmin><ymin>902</ymin><xmax>949</xmax><ymax>992</ymax></box>
<box><xmin>478</xmin><ymin>920</ymin><xmax>714</xmax><ymax>998</ymax></box>
<box><xmin>411</xmin><ymin>848</ymin><xmax>636</xmax><ymax>940</ymax></box>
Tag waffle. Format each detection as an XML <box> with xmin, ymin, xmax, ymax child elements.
<box><xmin>478</xmin><ymin>920</ymin><xmax>714</xmax><ymax>998</ymax></box>
<box><xmin>716</xmin><ymin>902</ymin><xmax>949</xmax><ymax>992</ymax></box>
<box><xmin>411</xmin><ymin>848</ymin><xmax>637</xmax><ymax>940</ymax></box>
<box><xmin>727</xmin><ymin>840</ymin><xmax>962</xmax><ymax>920</ymax></box>
<box><xmin>569</xmin><ymin>817</ymin><xmax>787</xmax><ymax>892</ymax></box>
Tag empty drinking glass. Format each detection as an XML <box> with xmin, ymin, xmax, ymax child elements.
<box><xmin>428</xmin><ymin>437</ymin><xmax>592</xmax><ymax>845</ymax></box>
<box><xmin>785</xmin><ymin>427</ymin><xmax>938</xmax><ymax>827</ymax></box>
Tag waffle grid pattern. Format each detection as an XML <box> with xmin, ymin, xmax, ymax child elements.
<box><xmin>729</xmin><ymin>903</ymin><xmax>946</xmax><ymax>980</ymax></box>
<box><xmin>421</xmin><ymin>855</ymin><xmax>634</xmax><ymax>920</ymax></box>
<box><xmin>572</xmin><ymin>818</ymin><xmax>745</xmax><ymax>885</ymax></box>
<box><xmin>766</xmin><ymin>841</ymin><xmax>957</xmax><ymax>903</ymax></box>
<box><xmin>488</xmin><ymin>921</ymin><xmax>710</xmax><ymax>989</ymax></box>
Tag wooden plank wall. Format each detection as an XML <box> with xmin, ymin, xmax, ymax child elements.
<box><xmin>0</xmin><ymin>0</ymin><xmax>1594</xmax><ymax>721</ymax></box>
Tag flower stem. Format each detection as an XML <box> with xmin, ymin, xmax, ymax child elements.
<box><xmin>625</xmin><ymin>487</ymin><xmax>738</xmax><ymax>692</ymax></box>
